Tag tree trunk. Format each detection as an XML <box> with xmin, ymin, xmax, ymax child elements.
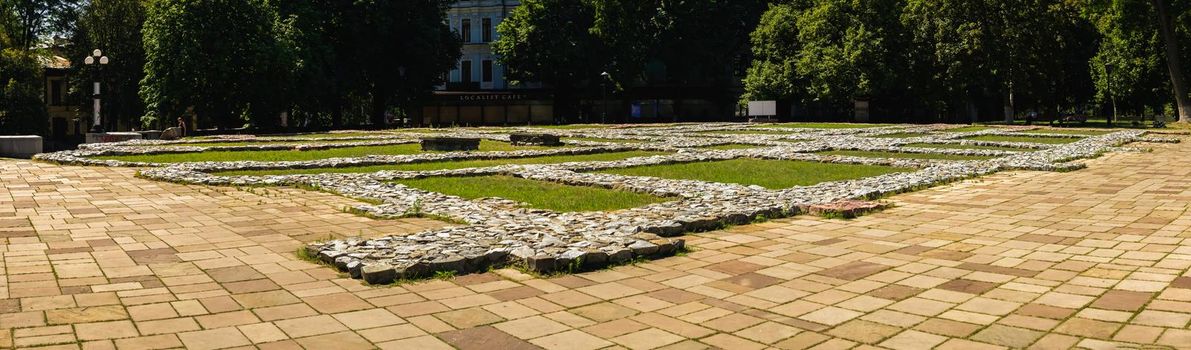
<box><xmin>331</xmin><ymin>108</ymin><xmax>343</xmax><ymax>129</ymax></box>
<box><xmin>369</xmin><ymin>92</ymin><xmax>388</xmax><ymax>129</ymax></box>
<box><xmin>1003</xmin><ymin>87</ymin><xmax>1014</xmax><ymax>123</ymax></box>
<box><xmin>1153</xmin><ymin>0</ymin><xmax>1191</xmax><ymax>122</ymax></box>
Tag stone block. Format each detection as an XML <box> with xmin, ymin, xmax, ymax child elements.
<box><xmin>0</xmin><ymin>135</ymin><xmax>42</xmax><ymax>158</ymax></box>
<box><xmin>395</xmin><ymin>261</ymin><xmax>432</xmax><ymax>280</ymax></box>
<box><xmin>420</xmin><ymin>137</ymin><xmax>480</xmax><ymax>151</ymax></box>
<box><xmin>524</xmin><ymin>255</ymin><xmax>556</xmax><ymax>273</ymax></box>
<box><xmin>137</xmin><ymin>130</ymin><xmax>163</xmax><ymax>140</ymax></box>
<box><xmin>509</xmin><ymin>133</ymin><xmax>562</xmax><ymax>146</ymax></box>
<box><xmin>160</xmin><ymin>127</ymin><xmax>183</xmax><ymax>140</ymax></box>
<box><xmin>86</xmin><ymin>132</ymin><xmax>142</xmax><ymax>144</ymax></box>
<box><xmin>428</xmin><ymin>255</ymin><xmax>467</xmax><ymax>274</ymax></box>
<box><xmin>361</xmin><ymin>263</ymin><xmax>397</xmax><ymax>284</ymax></box>
<box><xmin>808</xmin><ymin>200</ymin><xmax>888</xmax><ymax>219</ymax></box>
<box><xmin>607</xmin><ymin>248</ymin><xmax>632</xmax><ymax>264</ymax></box>
<box><xmin>629</xmin><ymin>240</ymin><xmax>659</xmax><ymax>256</ymax></box>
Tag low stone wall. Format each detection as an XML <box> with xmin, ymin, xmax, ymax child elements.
<box><xmin>421</xmin><ymin>137</ymin><xmax>480</xmax><ymax>151</ymax></box>
<box><xmin>0</xmin><ymin>135</ymin><xmax>42</xmax><ymax>158</ymax></box>
<box><xmin>509</xmin><ymin>133</ymin><xmax>562</xmax><ymax>146</ymax></box>
<box><xmin>33</xmin><ymin>123</ymin><xmax>1172</xmax><ymax>283</ymax></box>
<box><xmin>86</xmin><ymin>132</ymin><xmax>143</xmax><ymax>144</ymax></box>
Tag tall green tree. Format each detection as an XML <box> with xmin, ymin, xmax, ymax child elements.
<box><xmin>343</xmin><ymin>0</ymin><xmax>460</xmax><ymax>128</ymax></box>
<box><xmin>0</xmin><ymin>48</ymin><xmax>48</xmax><ymax>135</ymax></box>
<box><xmin>275</xmin><ymin>0</ymin><xmax>352</xmax><ymax>128</ymax></box>
<box><xmin>1151</xmin><ymin>0</ymin><xmax>1189</xmax><ymax>121</ymax></box>
<box><xmin>0</xmin><ymin>0</ymin><xmax>81</xmax><ymax>49</ymax></box>
<box><xmin>140</xmin><ymin>0</ymin><xmax>291</xmax><ymax>129</ymax></box>
<box><xmin>743</xmin><ymin>2</ymin><xmax>807</xmax><ymax>102</ymax></box>
<box><xmin>1084</xmin><ymin>0</ymin><xmax>1182</xmax><ymax>120</ymax></box>
<box><xmin>494</xmin><ymin>0</ymin><xmax>606</xmax><ymax>122</ymax></box>
<box><xmin>67</xmin><ymin>0</ymin><xmax>147</xmax><ymax>131</ymax></box>
<box><xmin>794</xmin><ymin>0</ymin><xmax>908</xmax><ymax>110</ymax></box>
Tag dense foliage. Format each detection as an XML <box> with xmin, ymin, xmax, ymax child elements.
<box><xmin>495</xmin><ymin>0</ymin><xmax>767</xmax><ymax>121</ymax></box>
<box><xmin>67</xmin><ymin>0</ymin><xmax>147</xmax><ymax>131</ymax></box>
<box><xmin>140</xmin><ymin>0</ymin><xmax>291</xmax><ymax>129</ymax></box>
<box><xmin>3</xmin><ymin>0</ymin><xmax>1190</xmax><ymax>135</ymax></box>
<box><xmin>0</xmin><ymin>48</ymin><xmax>48</xmax><ymax>135</ymax></box>
<box><xmin>743</xmin><ymin>0</ymin><xmax>1189</xmax><ymax>123</ymax></box>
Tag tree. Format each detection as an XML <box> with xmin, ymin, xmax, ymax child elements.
<box><xmin>743</xmin><ymin>3</ymin><xmax>806</xmax><ymax>103</ymax></box>
<box><xmin>275</xmin><ymin>0</ymin><xmax>352</xmax><ymax>128</ymax></box>
<box><xmin>67</xmin><ymin>0</ymin><xmax>147</xmax><ymax>131</ymax></box>
<box><xmin>0</xmin><ymin>48</ymin><xmax>48</xmax><ymax>135</ymax></box>
<box><xmin>0</xmin><ymin>0</ymin><xmax>80</xmax><ymax>50</ymax></box>
<box><xmin>793</xmin><ymin>0</ymin><xmax>908</xmax><ymax>110</ymax></box>
<box><xmin>494</xmin><ymin>0</ymin><xmax>606</xmax><ymax>122</ymax></box>
<box><xmin>140</xmin><ymin>0</ymin><xmax>291</xmax><ymax>129</ymax></box>
<box><xmin>1084</xmin><ymin>0</ymin><xmax>1181</xmax><ymax>120</ymax></box>
<box><xmin>1151</xmin><ymin>0</ymin><xmax>1190</xmax><ymax>122</ymax></box>
<box><xmin>343</xmin><ymin>0</ymin><xmax>460</xmax><ymax>128</ymax></box>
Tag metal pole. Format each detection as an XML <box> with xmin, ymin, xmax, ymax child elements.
<box><xmin>601</xmin><ymin>81</ymin><xmax>607</xmax><ymax>124</ymax></box>
<box><xmin>91</xmin><ymin>81</ymin><xmax>102</xmax><ymax>132</ymax></box>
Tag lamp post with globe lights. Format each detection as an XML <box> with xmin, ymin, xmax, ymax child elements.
<box><xmin>84</xmin><ymin>49</ymin><xmax>109</xmax><ymax>133</ymax></box>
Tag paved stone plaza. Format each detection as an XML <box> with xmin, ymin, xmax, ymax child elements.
<box><xmin>33</xmin><ymin>124</ymin><xmax>1167</xmax><ymax>282</ymax></box>
<box><xmin>3</xmin><ymin>127</ymin><xmax>1191</xmax><ymax>349</ymax></box>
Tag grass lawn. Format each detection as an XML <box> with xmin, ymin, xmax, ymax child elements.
<box><xmin>392</xmin><ymin>175</ymin><xmax>673</xmax><ymax>212</ymax></box>
<box><xmin>906</xmin><ymin>143</ymin><xmax>1028</xmax><ymax>151</ymax></box>
<box><xmin>943</xmin><ymin>126</ymin><xmax>992</xmax><ymax>132</ymax></box>
<box><xmin>212</xmin><ymin>151</ymin><xmax>669</xmax><ymax>176</ymax></box>
<box><xmin>697</xmin><ymin>144</ymin><xmax>764</xmax><ymax>150</ymax></box>
<box><xmin>291</xmin><ymin>132</ymin><xmax>396</xmax><ymax>138</ymax></box>
<box><xmin>817</xmin><ymin>150</ymin><xmax>996</xmax><ymax>161</ymax></box>
<box><xmin>595</xmin><ymin>158</ymin><xmax>912</xmax><ymax>189</ymax></box>
<box><xmin>95</xmin><ymin>140</ymin><xmax>551</xmax><ymax>163</ymax></box>
<box><xmin>759</xmin><ymin>123</ymin><xmax>890</xmax><ymax>129</ymax></box>
<box><xmin>525</xmin><ymin>124</ymin><xmax>605</xmax><ymax>130</ymax></box>
<box><xmin>963</xmin><ymin>135</ymin><xmax>1080</xmax><ymax>144</ymax></box>
<box><xmin>872</xmin><ymin>132</ymin><xmax>931</xmax><ymax>138</ymax></box>
<box><xmin>701</xmin><ymin>130</ymin><xmax>790</xmax><ymax>135</ymax></box>
<box><xmin>1022</xmin><ymin>129</ymin><xmax>1112</xmax><ymax>136</ymax></box>
<box><xmin>563</xmin><ymin>137</ymin><xmax>645</xmax><ymax>144</ymax></box>
<box><xmin>163</xmin><ymin>140</ymin><xmax>380</xmax><ymax>148</ymax></box>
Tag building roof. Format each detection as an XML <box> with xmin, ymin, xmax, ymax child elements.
<box><xmin>40</xmin><ymin>55</ymin><xmax>71</xmax><ymax>70</ymax></box>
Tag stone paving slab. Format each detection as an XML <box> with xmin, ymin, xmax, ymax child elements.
<box><xmin>40</xmin><ymin>124</ymin><xmax>1160</xmax><ymax>281</ymax></box>
<box><xmin>3</xmin><ymin>135</ymin><xmax>1191</xmax><ymax>349</ymax></box>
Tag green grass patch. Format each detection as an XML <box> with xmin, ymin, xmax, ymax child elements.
<box><xmin>817</xmin><ymin>150</ymin><xmax>996</xmax><ymax>161</ymax></box>
<box><xmin>163</xmin><ymin>140</ymin><xmax>381</xmax><ymax>148</ymax></box>
<box><xmin>943</xmin><ymin>126</ymin><xmax>992</xmax><ymax>132</ymax></box>
<box><xmin>291</xmin><ymin>132</ymin><xmax>395</xmax><ymax>138</ymax></box>
<box><xmin>392</xmin><ymin>175</ymin><xmax>673</xmax><ymax>212</ymax></box>
<box><xmin>697</xmin><ymin>144</ymin><xmax>764</xmax><ymax>150</ymax></box>
<box><xmin>563</xmin><ymin>137</ymin><xmax>645</xmax><ymax>144</ymax></box>
<box><xmin>1021</xmin><ymin>128</ymin><xmax>1112</xmax><ymax>136</ymax></box>
<box><xmin>525</xmin><ymin>124</ymin><xmax>606</xmax><ymax>130</ymax></box>
<box><xmin>758</xmin><ymin>123</ymin><xmax>891</xmax><ymax>129</ymax></box>
<box><xmin>212</xmin><ymin>151</ymin><xmax>669</xmax><ymax>176</ymax></box>
<box><xmin>701</xmin><ymin>130</ymin><xmax>790</xmax><ymax>135</ymax></box>
<box><xmin>95</xmin><ymin>140</ymin><xmax>550</xmax><ymax>163</ymax></box>
<box><xmin>595</xmin><ymin>158</ymin><xmax>912</xmax><ymax>189</ymax></box>
<box><xmin>906</xmin><ymin>143</ymin><xmax>1027</xmax><ymax>151</ymax></box>
<box><xmin>872</xmin><ymin>132</ymin><xmax>930</xmax><ymax>138</ymax></box>
<box><xmin>963</xmin><ymin>135</ymin><xmax>1080</xmax><ymax>144</ymax></box>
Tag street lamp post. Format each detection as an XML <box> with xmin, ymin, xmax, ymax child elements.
<box><xmin>600</xmin><ymin>71</ymin><xmax>610</xmax><ymax>124</ymax></box>
<box><xmin>84</xmin><ymin>49</ymin><xmax>109</xmax><ymax>133</ymax></box>
<box><xmin>1105</xmin><ymin>62</ymin><xmax>1116</xmax><ymax>127</ymax></box>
